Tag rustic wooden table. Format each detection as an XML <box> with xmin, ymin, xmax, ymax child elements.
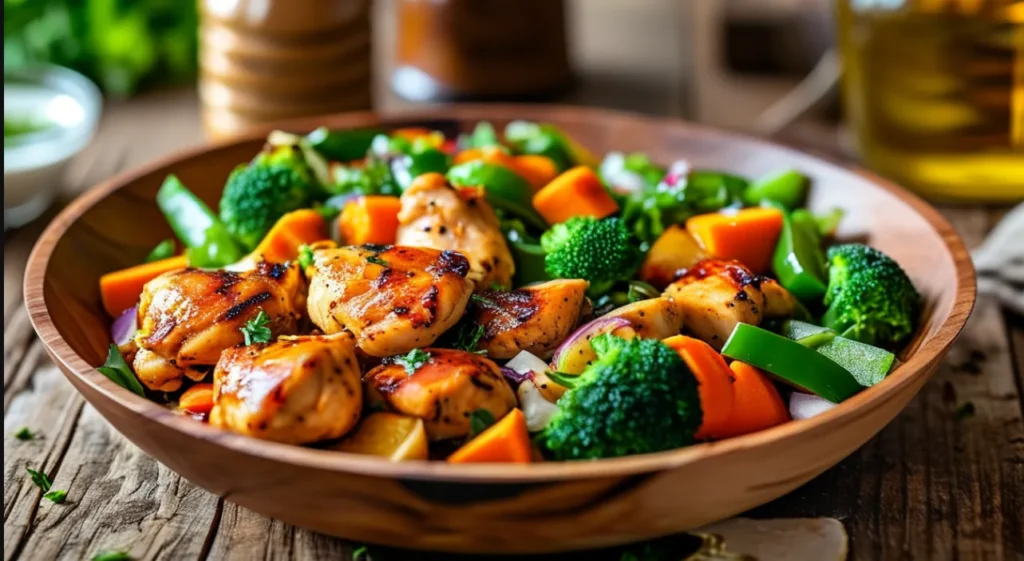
<box><xmin>4</xmin><ymin>2</ymin><xmax>1024</xmax><ymax>558</ymax></box>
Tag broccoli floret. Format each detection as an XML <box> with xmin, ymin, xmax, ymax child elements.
<box><xmin>540</xmin><ymin>216</ymin><xmax>642</xmax><ymax>296</ymax></box>
<box><xmin>821</xmin><ymin>243</ymin><xmax>920</xmax><ymax>347</ymax></box>
<box><xmin>541</xmin><ymin>335</ymin><xmax>702</xmax><ymax>460</ymax></box>
<box><xmin>219</xmin><ymin>145</ymin><xmax>319</xmax><ymax>249</ymax></box>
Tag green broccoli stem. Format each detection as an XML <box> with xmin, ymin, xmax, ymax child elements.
<box><xmin>156</xmin><ymin>175</ymin><xmax>245</xmax><ymax>268</ymax></box>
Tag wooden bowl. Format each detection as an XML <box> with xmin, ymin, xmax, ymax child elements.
<box><xmin>25</xmin><ymin>105</ymin><xmax>975</xmax><ymax>554</ymax></box>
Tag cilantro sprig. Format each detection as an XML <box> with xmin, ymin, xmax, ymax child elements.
<box><xmin>394</xmin><ymin>349</ymin><xmax>430</xmax><ymax>374</ymax></box>
<box><xmin>97</xmin><ymin>345</ymin><xmax>146</xmax><ymax>396</ymax></box>
<box><xmin>240</xmin><ymin>310</ymin><xmax>272</xmax><ymax>345</ymax></box>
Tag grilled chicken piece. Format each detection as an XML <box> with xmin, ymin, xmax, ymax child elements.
<box><xmin>363</xmin><ymin>349</ymin><xmax>516</xmax><ymax>441</ymax></box>
<box><xmin>396</xmin><ymin>172</ymin><xmax>515</xmax><ymax>289</ymax></box>
<box><xmin>210</xmin><ymin>332</ymin><xmax>362</xmax><ymax>444</ymax></box>
<box><xmin>465</xmin><ymin>279</ymin><xmax>589</xmax><ymax>359</ymax></box>
<box><xmin>601</xmin><ymin>297</ymin><xmax>687</xmax><ymax>339</ymax></box>
<box><xmin>132</xmin><ymin>262</ymin><xmax>305</xmax><ymax>392</ymax></box>
<box><xmin>664</xmin><ymin>258</ymin><xmax>790</xmax><ymax>349</ymax></box>
<box><xmin>306</xmin><ymin>245</ymin><xmax>474</xmax><ymax>356</ymax></box>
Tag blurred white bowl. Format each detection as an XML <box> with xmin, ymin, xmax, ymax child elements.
<box><xmin>4</xmin><ymin>65</ymin><xmax>102</xmax><ymax>229</ymax></box>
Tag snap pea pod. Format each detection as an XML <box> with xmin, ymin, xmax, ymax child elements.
<box><xmin>721</xmin><ymin>322</ymin><xmax>863</xmax><ymax>403</ymax></box>
<box><xmin>156</xmin><ymin>175</ymin><xmax>245</xmax><ymax>268</ymax></box>
<box><xmin>782</xmin><ymin>320</ymin><xmax>896</xmax><ymax>387</ymax></box>
<box><xmin>772</xmin><ymin>207</ymin><xmax>828</xmax><ymax>301</ymax></box>
<box><xmin>304</xmin><ymin>126</ymin><xmax>383</xmax><ymax>162</ymax></box>
<box><xmin>447</xmin><ymin>161</ymin><xmax>548</xmax><ymax>230</ymax></box>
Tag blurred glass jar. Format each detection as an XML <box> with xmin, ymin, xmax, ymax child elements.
<box><xmin>392</xmin><ymin>0</ymin><xmax>573</xmax><ymax>102</ymax></box>
<box><xmin>837</xmin><ymin>0</ymin><xmax>1024</xmax><ymax>202</ymax></box>
<box><xmin>199</xmin><ymin>0</ymin><xmax>373</xmax><ymax>140</ymax></box>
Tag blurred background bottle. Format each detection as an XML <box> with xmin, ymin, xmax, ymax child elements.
<box><xmin>198</xmin><ymin>0</ymin><xmax>373</xmax><ymax>140</ymax></box>
<box><xmin>391</xmin><ymin>0</ymin><xmax>573</xmax><ymax>102</ymax></box>
<box><xmin>836</xmin><ymin>0</ymin><xmax>1024</xmax><ymax>201</ymax></box>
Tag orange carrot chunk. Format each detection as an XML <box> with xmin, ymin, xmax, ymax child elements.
<box><xmin>717</xmin><ymin>361</ymin><xmax>790</xmax><ymax>439</ymax></box>
<box><xmin>685</xmin><ymin>207</ymin><xmax>784</xmax><ymax>274</ymax></box>
<box><xmin>453</xmin><ymin>146</ymin><xmax>516</xmax><ymax>167</ymax></box>
<box><xmin>339</xmin><ymin>195</ymin><xmax>403</xmax><ymax>246</ymax></box>
<box><xmin>250</xmin><ymin>209</ymin><xmax>328</xmax><ymax>264</ymax></box>
<box><xmin>447</xmin><ymin>409</ymin><xmax>532</xmax><ymax>464</ymax></box>
<box><xmin>510</xmin><ymin>155</ymin><xmax>559</xmax><ymax>191</ymax></box>
<box><xmin>100</xmin><ymin>254</ymin><xmax>189</xmax><ymax>317</ymax></box>
<box><xmin>179</xmin><ymin>383</ymin><xmax>215</xmax><ymax>416</ymax></box>
<box><xmin>663</xmin><ymin>335</ymin><xmax>736</xmax><ymax>440</ymax></box>
<box><xmin>532</xmin><ymin>166</ymin><xmax>619</xmax><ymax>225</ymax></box>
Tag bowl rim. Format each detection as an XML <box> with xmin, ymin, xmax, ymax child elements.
<box><xmin>24</xmin><ymin>104</ymin><xmax>976</xmax><ymax>483</ymax></box>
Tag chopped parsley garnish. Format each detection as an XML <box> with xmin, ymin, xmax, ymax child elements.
<box><xmin>97</xmin><ymin>344</ymin><xmax>147</xmax><ymax>396</ymax></box>
<box><xmin>470</xmin><ymin>294</ymin><xmax>492</xmax><ymax>306</ymax></box>
<box><xmin>26</xmin><ymin>467</ymin><xmax>52</xmax><ymax>492</ymax></box>
<box><xmin>351</xmin><ymin>545</ymin><xmax>368</xmax><ymax>560</ymax></box>
<box><xmin>468</xmin><ymin>409</ymin><xmax>496</xmax><ymax>437</ymax></box>
<box><xmin>394</xmin><ymin>349</ymin><xmax>430</xmax><ymax>374</ymax></box>
<box><xmin>954</xmin><ymin>401</ymin><xmax>976</xmax><ymax>421</ymax></box>
<box><xmin>488</xmin><ymin>283</ymin><xmax>506</xmax><ymax>291</ymax></box>
<box><xmin>44</xmin><ymin>489</ymin><xmax>68</xmax><ymax>504</ymax></box>
<box><xmin>144</xmin><ymin>239</ymin><xmax>175</xmax><ymax>263</ymax></box>
<box><xmin>91</xmin><ymin>552</ymin><xmax>133</xmax><ymax>561</ymax></box>
<box><xmin>452</xmin><ymin>323</ymin><xmax>487</xmax><ymax>354</ymax></box>
<box><xmin>15</xmin><ymin>427</ymin><xmax>36</xmax><ymax>441</ymax></box>
<box><xmin>367</xmin><ymin>255</ymin><xmax>388</xmax><ymax>266</ymax></box>
<box><xmin>240</xmin><ymin>310</ymin><xmax>272</xmax><ymax>345</ymax></box>
<box><xmin>297</xmin><ymin>244</ymin><xmax>315</xmax><ymax>269</ymax></box>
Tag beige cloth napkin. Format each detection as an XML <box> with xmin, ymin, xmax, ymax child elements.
<box><xmin>972</xmin><ymin>203</ymin><xmax>1024</xmax><ymax>314</ymax></box>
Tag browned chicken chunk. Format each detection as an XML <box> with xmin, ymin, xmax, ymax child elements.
<box><xmin>132</xmin><ymin>262</ymin><xmax>305</xmax><ymax>392</ymax></box>
<box><xmin>209</xmin><ymin>332</ymin><xmax>362</xmax><ymax>444</ymax></box>
<box><xmin>464</xmin><ymin>279</ymin><xmax>589</xmax><ymax>359</ymax></box>
<box><xmin>306</xmin><ymin>245</ymin><xmax>474</xmax><ymax>357</ymax></box>
<box><xmin>363</xmin><ymin>349</ymin><xmax>516</xmax><ymax>441</ymax></box>
<box><xmin>396</xmin><ymin>172</ymin><xmax>515</xmax><ymax>289</ymax></box>
<box><xmin>601</xmin><ymin>297</ymin><xmax>686</xmax><ymax>339</ymax></box>
<box><xmin>663</xmin><ymin>259</ymin><xmax>796</xmax><ymax>349</ymax></box>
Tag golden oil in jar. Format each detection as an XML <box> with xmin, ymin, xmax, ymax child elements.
<box><xmin>837</xmin><ymin>0</ymin><xmax>1024</xmax><ymax>201</ymax></box>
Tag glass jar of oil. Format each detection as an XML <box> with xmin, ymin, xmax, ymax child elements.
<box><xmin>837</xmin><ymin>0</ymin><xmax>1023</xmax><ymax>202</ymax></box>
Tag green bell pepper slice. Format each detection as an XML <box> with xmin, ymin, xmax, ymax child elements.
<box><xmin>721</xmin><ymin>322</ymin><xmax>863</xmax><ymax>403</ymax></box>
<box><xmin>156</xmin><ymin>175</ymin><xmax>245</xmax><ymax>268</ymax></box>
<box><xmin>772</xmin><ymin>208</ymin><xmax>828</xmax><ymax>301</ymax></box>
<box><xmin>509</xmin><ymin>240</ymin><xmax>551</xmax><ymax>287</ymax></box>
<box><xmin>743</xmin><ymin>168</ymin><xmax>808</xmax><ymax>210</ymax></box>
<box><xmin>304</xmin><ymin>126</ymin><xmax>383</xmax><ymax>162</ymax></box>
<box><xmin>782</xmin><ymin>320</ymin><xmax>896</xmax><ymax>387</ymax></box>
<box><xmin>392</xmin><ymin>147</ymin><xmax>451</xmax><ymax>191</ymax></box>
<box><xmin>447</xmin><ymin>161</ymin><xmax>548</xmax><ymax>230</ymax></box>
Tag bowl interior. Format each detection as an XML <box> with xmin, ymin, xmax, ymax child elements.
<box><xmin>28</xmin><ymin>105</ymin><xmax>974</xmax><ymax>481</ymax></box>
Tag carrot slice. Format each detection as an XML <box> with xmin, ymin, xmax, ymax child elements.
<box><xmin>179</xmin><ymin>383</ymin><xmax>214</xmax><ymax>416</ymax></box>
<box><xmin>532</xmin><ymin>166</ymin><xmax>619</xmax><ymax>225</ymax></box>
<box><xmin>511</xmin><ymin>155</ymin><xmax>559</xmax><ymax>191</ymax></box>
<box><xmin>100</xmin><ymin>255</ymin><xmax>189</xmax><ymax>317</ymax></box>
<box><xmin>663</xmin><ymin>335</ymin><xmax>736</xmax><ymax>439</ymax></box>
<box><xmin>685</xmin><ymin>207</ymin><xmax>784</xmax><ymax>274</ymax></box>
<box><xmin>453</xmin><ymin>146</ymin><xmax>517</xmax><ymax>167</ymax></box>
<box><xmin>447</xmin><ymin>409</ymin><xmax>532</xmax><ymax>464</ymax></box>
<box><xmin>339</xmin><ymin>196</ymin><xmax>403</xmax><ymax>246</ymax></box>
<box><xmin>250</xmin><ymin>209</ymin><xmax>328</xmax><ymax>264</ymax></box>
<box><xmin>717</xmin><ymin>361</ymin><xmax>790</xmax><ymax>438</ymax></box>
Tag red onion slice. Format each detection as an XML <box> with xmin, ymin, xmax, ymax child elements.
<box><xmin>111</xmin><ymin>305</ymin><xmax>138</xmax><ymax>347</ymax></box>
<box><xmin>551</xmin><ymin>317</ymin><xmax>634</xmax><ymax>373</ymax></box>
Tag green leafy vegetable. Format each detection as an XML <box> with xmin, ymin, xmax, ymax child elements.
<box><xmin>91</xmin><ymin>551</ymin><xmax>133</xmax><ymax>561</ymax></box>
<box><xmin>351</xmin><ymin>545</ymin><xmax>369</xmax><ymax>561</ymax></box>
<box><xmin>394</xmin><ymin>349</ymin><xmax>431</xmax><ymax>375</ymax></box>
<box><xmin>97</xmin><ymin>344</ymin><xmax>146</xmax><ymax>396</ymax></box>
<box><xmin>304</xmin><ymin>127</ymin><xmax>382</xmax><ymax>162</ymax></box>
<box><xmin>452</xmin><ymin>323</ymin><xmax>486</xmax><ymax>354</ymax></box>
<box><xmin>468</xmin><ymin>409</ymin><xmax>496</xmax><ymax>437</ymax></box>
<box><xmin>297</xmin><ymin>244</ymin><xmax>315</xmax><ymax>270</ymax></box>
<box><xmin>144</xmin><ymin>239</ymin><xmax>175</xmax><ymax>263</ymax></box>
<box><xmin>43</xmin><ymin>489</ymin><xmax>68</xmax><ymax>503</ymax></box>
<box><xmin>367</xmin><ymin>255</ymin><xmax>388</xmax><ymax>267</ymax></box>
<box><xmin>465</xmin><ymin>121</ymin><xmax>500</xmax><ymax>149</ymax></box>
<box><xmin>15</xmin><ymin>427</ymin><xmax>36</xmax><ymax>441</ymax></box>
<box><xmin>240</xmin><ymin>310</ymin><xmax>272</xmax><ymax>345</ymax></box>
<box><xmin>26</xmin><ymin>467</ymin><xmax>52</xmax><ymax>492</ymax></box>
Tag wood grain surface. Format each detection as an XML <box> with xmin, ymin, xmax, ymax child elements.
<box><xmin>5</xmin><ymin>0</ymin><xmax>1024</xmax><ymax>558</ymax></box>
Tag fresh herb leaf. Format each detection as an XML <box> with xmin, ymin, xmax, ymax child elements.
<box><xmin>26</xmin><ymin>467</ymin><xmax>52</xmax><ymax>492</ymax></box>
<box><xmin>43</xmin><ymin>489</ymin><xmax>68</xmax><ymax>504</ymax></box>
<box><xmin>394</xmin><ymin>349</ymin><xmax>431</xmax><ymax>374</ymax></box>
<box><xmin>15</xmin><ymin>427</ymin><xmax>36</xmax><ymax>441</ymax></box>
<box><xmin>488</xmin><ymin>283</ymin><xmax>506</xmax><ymax>291</ymax></box>
<box><xmin>470</xmin><ymin>294</ymin><xmax>493</xmax><ymax>306</ymax></box>
<box><xmin>91</xmin><ymin>551</ymin><xmax>133</xmax><ymax>561</ymax></box>
<box><xmin>240</xmin><ymin>310</ymin><xmax>272</xmax><ymax>345</ymax></box>
<box><xmin>546</xmin><ymin>371</ymin><xmax>581</xmax><ymax>389</ymax></box>
<box><xmin>626</xmin><ymin>280</ymin><xmax>659</xmax><ymax>303</ymax></box>
<box><xmin>297</xmin><ymin>244</ymin><xmax>315</xmax><ymax>269</ymax></box>
<box><xmin>144</xmin><ymin>239</ymin><xmax>175</xmax><ymax>263</ymax></box>
<box><xmin>954</xmin><ymin>401</ymin><xmax>976</xmax><ymax>421</ymax></box>
<box><xmin>452</xmin><ymin>323</ymin><xmax>486</xmax><ymax>354</ymax></box>
<box><xmin>97</xmin><ymin>345</ymin><xmax>147</xmax><ymax>397</ymax></box>
<box><xmin>367</xmin><ymin>255</ymin><xmax>388</xmax><ymax>267</ymax></box>
<box><xmin>468</xmin><ymin>409</ymin><xmax>496</xmax><ymax>437</ymax></box>
<box><xmin>351</xmin><ymin>545</ymin><xmax>369</xmax><ymax>560</ymax></box>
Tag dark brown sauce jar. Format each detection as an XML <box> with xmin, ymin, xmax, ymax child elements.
<box><xmin>393</xmin><ymin>0</ymin><xmax>572</xmax><ymax>102</ymax></box>
<box><xmin>199</xmin><ymin>0</ymin><xmax>373</xmax><ymax>140</ymax></box>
